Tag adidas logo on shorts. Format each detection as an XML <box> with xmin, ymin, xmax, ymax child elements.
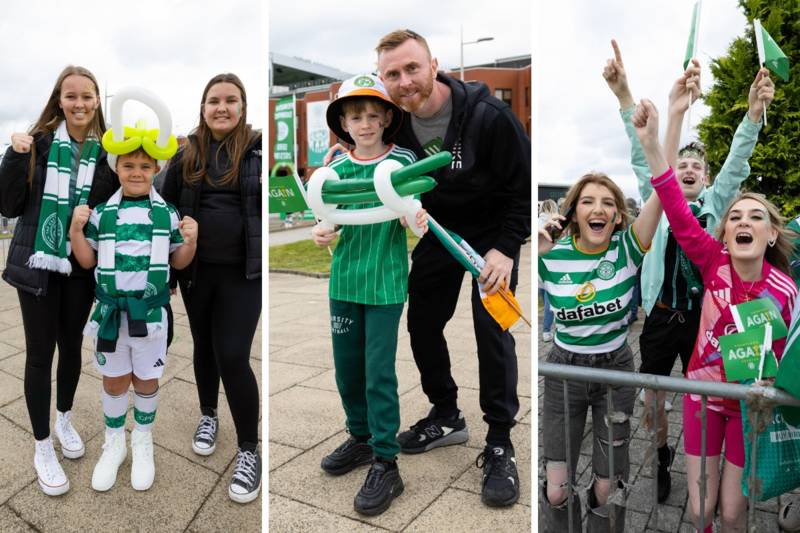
<box><xmin>153</xmin><ymin>359</ymin><xmax>164</xmax><ymax>368</ymax></box>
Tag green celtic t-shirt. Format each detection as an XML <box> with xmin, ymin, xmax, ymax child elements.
<box><xmin>328</xmin><ymin>145</ymin><xmax>416</xmax><ymax>305</ymax></box>
<box><xmin>539</xmin><ymin>227</ymin><xmax>647</xmax><ymax>353</ymax></box>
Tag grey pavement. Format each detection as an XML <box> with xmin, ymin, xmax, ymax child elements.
<box><xmin>269</xmin><ymin>242</ymin><xmax>532</xmax><ymax>532</ymax></box>
<box><xmin>536</xmin><ymin>310</ymin><xmax>797</xmax><ymax>532</ymax></box>
<box><xmin>0</xmin><ymin>276</ymin><xmax>262</xmax><ymax>532</ymax></box>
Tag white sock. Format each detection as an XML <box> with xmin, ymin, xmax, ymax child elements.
<box><xmin>103</xmin><ymin>391</ymin><xmax>128</xmax><ymax>434</ymax></box>
<box><xmin>133</xmin><ymin>388</ymin><xmax>159</xmax><ymax>432</ymax></box>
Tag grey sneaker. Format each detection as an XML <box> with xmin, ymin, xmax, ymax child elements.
<box><xmin>229</xmin><ymin>448</ymin><xmax>261</xmax><ymax>504</ymax></box>
<box><xmin>192</xmin><ymin>415</ymin><xmax>218</xmax><ymax>456</ymax></box>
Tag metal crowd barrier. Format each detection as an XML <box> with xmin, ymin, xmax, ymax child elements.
<box><xmin>538</xmin><ymin>361</ymin><xmax>800</xmax><ymax>532</ymax></box>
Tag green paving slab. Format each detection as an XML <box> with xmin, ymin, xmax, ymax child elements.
<box><xmin>270</xmin><ymin>430</ymin><xmax>476</xmax><ymax>532</ymax></box>
<box><xmin>186</xmin><ymin>456</ymin><xmax>261</xmax><ymax>532</ymax></box>
<box><xmin>8</xmin><ymin>433</ymin><xmax>218</xmax><ymax>533</ymax></box>
<box><xmin>268</xmin><ymin>494</ymin><xmax>384</xmax><ymax>533</ymax></box>
<box><xmin>404</xmin><ymin>487</ymin><xmax>531</xmax><ymax>532</ymax></box>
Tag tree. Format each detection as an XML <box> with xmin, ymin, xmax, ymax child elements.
<box><xmin>698</xmin><ymin>0</ymin><xmax>800</xmax><ymax>215</ymax></box>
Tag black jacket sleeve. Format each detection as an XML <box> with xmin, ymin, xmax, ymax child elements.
<box><xmin>0</xmin><ymin>145</ymin><xmax>32</xmax><ymax>218</ymax></box>
<box><xmin>487</xmin><ymin>107</ymin><xmax>531</xmax><ymax>258</ymax></box>
<box><xmin>160</xmin><ymin>151</ymin><xmax>182</xmax><ymax>209</ymax></box>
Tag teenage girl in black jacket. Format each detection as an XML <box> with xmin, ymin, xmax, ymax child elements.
<box><xmin>0</xmin><ymin>66</ymin><xmax>117</xmax><ymax>496</ymax></box>
<box><xmin>160</xmin><ymin>73</ymin><xmax>262</xmax><ymax>504</ymax></box>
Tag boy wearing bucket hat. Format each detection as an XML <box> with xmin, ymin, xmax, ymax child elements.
<box><xmin>69</xmin><ymin>121</ymin><xmax>197</xmax><ymax>492</ymax></box>
<box><xmin>312</xmin><ymin>73</ymin><xmax>427</xmax><ymax>516</ymax></box>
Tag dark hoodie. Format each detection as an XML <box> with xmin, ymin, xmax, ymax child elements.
<box><xmin>393</xmin><ymin>73</ymin><xmax>531</xmax><ymax>258</ymax></box>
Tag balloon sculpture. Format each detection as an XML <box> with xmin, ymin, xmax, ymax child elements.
<box><xmin>101</xmin><ymin>87</ymin><xmax>179</xmax><ymax>169</ymax></box>
<box><xmin>307</xmin><ymin>151</ymin><xmax>529</xmax><ymax>330</ymax></box>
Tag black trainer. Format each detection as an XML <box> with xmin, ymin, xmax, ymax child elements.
<box><xmin>320</xmin><ymin>436</ymin><xmax>373</xmax><ymax>475</ymax></box>
<box><xmin>657</xmin><ymin>445</ymin><xmax>675</xmax><ymax>503</ymax></box>
<box><xmin>354</xmin><ymin>459</ymin><xmax>404</xmax><ymax>516</ymax></box>
<box><xmin>397</xmin><ymin>410</ymin><xmax>469</xmax><ymax>454</ymax></box>
<box><xmin>477</xmin><ymin>444</ymin><xmax>519</xmax><ymax>507</ymax></box>
<box><xmin>229</xmin><ymin>447</ymin><xmax>262</xmax><ymax>504</ymax></box>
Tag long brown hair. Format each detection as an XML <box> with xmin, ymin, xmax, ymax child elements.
<box><xmin>562</xmin><ymin>172</ymin><xmax>630</xmax><ymax>237</ymax></box>
<box><xmin>27</xmin><ymin>65</ymin><xmax>106</xmax><ymax>183</ymax></box>
<box><xmin>715</xmin><ymin>191</ymin><xmax>794</xmax><ymax>276</ymax></box>
<box><xmin>181</xmin><ymin>73</ymin><xmax>258</xmax><ymax>187</ymax></box>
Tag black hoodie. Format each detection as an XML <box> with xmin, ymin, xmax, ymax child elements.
<box><xmin>393</xmin><ymin>73</ymin><xmax>531</xmax><ymax>258</ymax></box>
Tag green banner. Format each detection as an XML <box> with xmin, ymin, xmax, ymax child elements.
<box><xmin>268</xmin><ymin>163</ymin><xmax>308</xmax><ymax>213</ymax></box>
<box><xmin>720</xmin><ymin>327</ymin><xmax>777</xmax><ymax>382</ymax></box>
<box><xmin>273</xmin><ymin>96</ymin><xmax>295</xmax><ymax>163</ymax></box>
<box><xmin>306</xmin><ymin>100</ymin><xmax>329</xmax><ymax>167</ymax></box>
<box><xmin>731</xmin><ymin>297</ymin><xmax>788</xmax><ymax>339</ymax></box>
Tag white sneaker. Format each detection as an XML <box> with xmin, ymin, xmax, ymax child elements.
<box><xmin>34</xmin><ymin>437</ymin><xmax>69</xmax><ymax>496</ymax></box>
<box><xmin>91</xmin><ymin>431</ymin><xmax>127</xmax><ymax>491</ymax></box>
<box><xmin>55</xmin><ymin>410</ymin><xmax>85</xmax><ymax>459</ymax></box>
<box><xmin>542</xmin><ymin>331</ymin><xmax>553</xmax><ymax>342</ymax></box>
<box><xmin>130</xmin><ymin>429</ymin><xmax>155</xmax><ymax>491</ymax></box>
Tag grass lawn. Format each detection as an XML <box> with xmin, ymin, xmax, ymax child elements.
<box><xmin>269</xmin><ymin>229</ymin><xmax>421</xmax><ymax>275</ymax></box>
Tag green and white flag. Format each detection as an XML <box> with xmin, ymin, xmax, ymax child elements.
<box><xmin>273</xmin><ymin>95</ymin><xmax>296</xmax><ymax>164</ymax></box>
<box><xmin>306</xmin><ymin>100</ymin><xmax>330</xmax><ymax>167</ymax></box>
<box><xmin>683</xmin><ymin>1</ymin><xmax>702</xmax><ymax>69</ymax></box>
<box><xmin>754</xmin><ymin>19</ymin><xmax>790</xmax><ymax>81</ymax></box>
<box><xmin>730</xmin><ymin>297</ymin><xmax>788</xmax><ymax>339</ymax></box>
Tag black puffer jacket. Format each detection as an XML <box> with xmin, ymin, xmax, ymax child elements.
<box><xmin>160</xmin><ymin>133</ymin><xmax>262</xmax><ymax>286</ymax></box>
<box><xmin>0</xmin><ymin>132</ymin><xmax>118</xmax><ymax>295</ymax></box>
<box><xmin>394</xmin><ymin>73</ymin><xmax>531</xmax><ymax>259</ymax></box>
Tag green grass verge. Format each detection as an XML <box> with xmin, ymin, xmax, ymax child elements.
<box><xmin>269</xmin><ymin>229</ymin><xmax>421</xmax><ymax>274</ymax></box>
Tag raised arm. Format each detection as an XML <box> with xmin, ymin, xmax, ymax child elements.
<box><xmin>664</xmin><ymin>60</ymin><xmax>701</xmax><ymax>170</ymax></box>
<box><xmin>603</xmin><ymin>40</ymin><xmax>653</xmax><ymax>200</ymax></box>
<box><xmin>629</xmin><ymin>99</ymin><xmax>664</xmax><ymax>249</ymax></box>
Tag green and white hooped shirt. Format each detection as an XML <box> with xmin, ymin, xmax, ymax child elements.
<box><xmin>85</xmin><ymin>197</ymin><xmax>184</xmax><ymax>298</ymax></box>
<box><xmin>328</xmin><ymin>145</ymin><xmax>416</xmax><ymax>305</ymax></box>
<box><xmin>539</xmin><ymin>227</ymin><xmax>647</xmax><ymax>354</ymax></box>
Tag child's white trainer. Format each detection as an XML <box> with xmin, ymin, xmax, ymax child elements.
<box><xmin>130</xmin><ymin>429</ymin><xmax>155</xmax><ymax>490</ymax></box>
<box><xmin>34</xmin><ymin>437</ymin><xmax>69</xmax><ymax>496</ymax></box>
<box><xmin>91</xmin><ymin>431</ymin><xmax>127</xmax><ymax>491</ymax></box>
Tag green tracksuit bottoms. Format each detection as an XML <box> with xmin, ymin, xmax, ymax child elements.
<box><xmin>330</xmin><ymin>299</ymin><xmax>403</xmax><ymax>459</ymax></box>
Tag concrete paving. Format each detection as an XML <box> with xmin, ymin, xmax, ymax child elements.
<box><xmin>0</xmin><ymin>277</ymin><xmax>262</xmax><ymax>532</ymax></box>
<box><xmin>269</xmin><ymin>242</ymin><xmax>532</xmax><ymax>532</ymax></box>
<box><xmin>536</xmin><ymin>309</ymin><xmax>799</xmax><ymax>532</ymax></box>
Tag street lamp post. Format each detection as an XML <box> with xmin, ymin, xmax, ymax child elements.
<box><xmin>460</xmin><ymin>25</ymin><xmax>494</xmax><ymax>81</ymax></box>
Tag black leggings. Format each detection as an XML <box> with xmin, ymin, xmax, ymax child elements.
<box><xmin>18</xmin><ymin>273</ymin><xmax>95</xmax><ymax>440</ymax></box>
<box><xmin>180</xmin><ymin>262</ymin><xmax>261</xmax><ymax>447</ymax></box>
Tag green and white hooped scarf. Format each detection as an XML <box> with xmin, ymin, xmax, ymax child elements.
<box><xmin>84</xmin><ymin>187</ymin><xmax>171</xmax><ymax>351</ymax></box>
<box><xmin>29</xmin><ymin>121</ymin><xmax>99</xmax><ymax>274</ymax></box>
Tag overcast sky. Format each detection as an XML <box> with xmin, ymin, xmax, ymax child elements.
<box><xmin>268</xmin><ymin>0</ymin><xmax>530</xmax><ymax>83</ymax></box>
<box><xmin>0</xmin><ymin>0</ymin><xmax>263</xmax><ymax>149</ymax></box>
<box><xmin>537</xmin><ymin>0</ymin><xmax>752</xmax><ymax>201</ymax></box>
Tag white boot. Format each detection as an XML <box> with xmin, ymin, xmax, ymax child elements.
<box><xmin>34</xmin><ymin>437</ymin><xmax>69</xmax><ymax>496</ymax></box>
<box><xmin>54</xmin><ymin>410</ymin><xmax>85</xmax><ymax>459</ymax></box>
<box><xmin>130</xmin><ymin>429</ymin><xmax>155</xmax><ymax>491</ymax></box>
<box><xmin>91</xmin><ymin>431</ymin><xmax>127</xmax><ymax>491</ymax></box>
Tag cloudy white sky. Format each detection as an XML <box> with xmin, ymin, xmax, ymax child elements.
<box><xmin>0</xmin><ymin>0</ymin><xmax>264</xmax><ymax>150</ymax></box>
<box><xmin>268</xmin><ymin>0</ymin><xmax>530</xmax><ymax>84</ymax></box>
<box><xmin>537</xmin><ymin>0</ymin><xmax>752</xmax><ymax>201</ymax></box>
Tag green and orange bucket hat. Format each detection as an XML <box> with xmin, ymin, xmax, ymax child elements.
<box><xmin>325</xmin><ymin>74</ymin><xmax>403</xmax><ymax>145</ymax></box>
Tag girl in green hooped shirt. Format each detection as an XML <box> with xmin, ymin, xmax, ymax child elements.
<box><xmin>537</xmin><ymin>99</ymin><xmax>666</xmax><ymax>532</ymax></box>
<box><xmin>311</xmin><ymin>74</ymin><xmax>427</xmax><ymax>517</ymax></box>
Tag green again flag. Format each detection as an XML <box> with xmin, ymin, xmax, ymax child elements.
<box><xmin>683</xmin><ymin>1</ymin><xmax>701</xmax><ymax>70</ymax></box>
<box><xmin>755</xmin><ymin>19</ymin><xmax>790</xmax><ymax>81</ymax></box>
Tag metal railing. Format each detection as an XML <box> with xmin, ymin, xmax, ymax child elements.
<box><xmin>539</xmin><ymin>361</ymin><xmax>800</xmax><ymax>532</ymax></box>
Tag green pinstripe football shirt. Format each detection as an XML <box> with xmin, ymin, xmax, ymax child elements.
<box><xmin>329</xmin><ymin>145</ymin><xmax>417</xmax><ymax>305</ymax></box>
<box><xmin>539</xmin><ymin>227</ymin><xmax>647</xmax><ymax>353</ymax></box>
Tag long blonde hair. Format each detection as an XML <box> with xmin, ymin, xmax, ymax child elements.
<box><xmin>715</xmin><ymin>191</ymin><xmax>794</xmax><ymax>276</ymax></box>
